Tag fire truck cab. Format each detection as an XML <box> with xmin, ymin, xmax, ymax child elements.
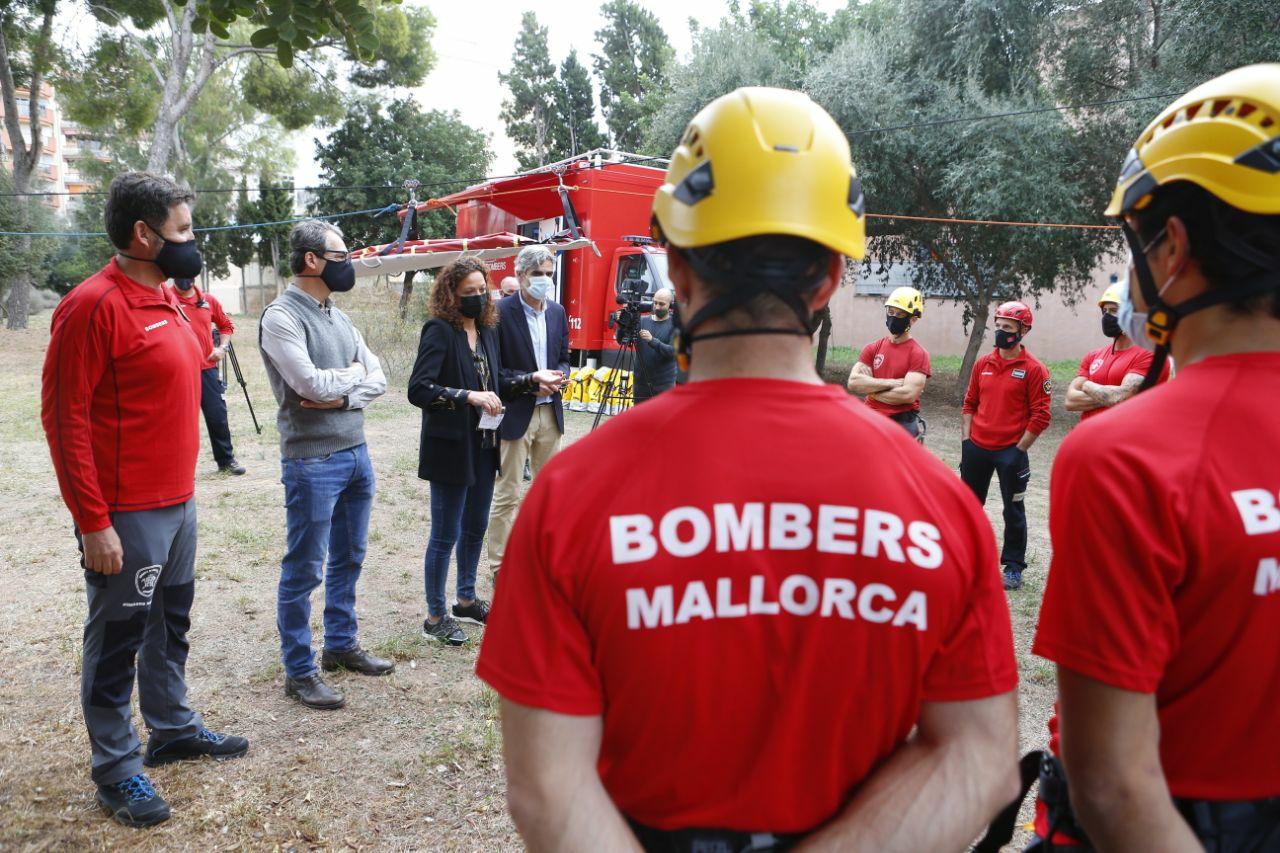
<box><xmin>426</xmin><ymin>150</ymin><xmax>672</xmax><ymax>365</ymax></box>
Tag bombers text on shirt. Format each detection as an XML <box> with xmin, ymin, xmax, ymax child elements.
<box><xmin>613</xmin><ymin>502</ymin><xmax>941</xmax><ymax>630</ymax></box>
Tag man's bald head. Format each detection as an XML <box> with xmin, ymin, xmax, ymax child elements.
<box><xmin>499</xmin><ymin>276</ymin><xmax>520</xmax><ymax>296</ymax></box>
<box><xmin>653</xmin><ymin>288</ymin><xmax>672</xmax><ymax>311</ymax></box>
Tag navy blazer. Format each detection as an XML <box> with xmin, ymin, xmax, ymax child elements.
<box><xmin>495</xmin><ymin>292</ymin><xmax>571</xmax><ymax>440</ymax></box>
<box><xmin>407</xmin><ymin>319</ymin><xmax>522</xmax><ymax>485</ymax></box>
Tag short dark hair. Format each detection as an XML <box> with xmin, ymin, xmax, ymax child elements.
<box><xmin>104</xmin><ymin>172</ymin><xmax>195</xmax><ymax>250</ymax></box>
<box><xmin>1132</xmin><ymin>181</ymin><xmax>1280</xmax><ymax>319</ymax></box>
<box><xmin>289</xmin><ymin>220</ymin><xmax>344</xmax><ymax>274</ymax></box>
<box><xmin>679</xmin><ymin>234</ymin><xmax>833</xmax><ymax>328</ymax></box>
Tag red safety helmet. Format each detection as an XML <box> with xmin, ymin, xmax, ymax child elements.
<box><xmin>994</xmin><ymin>300</ymin><xmax>1033</xmax><ymax>331</ymax></box>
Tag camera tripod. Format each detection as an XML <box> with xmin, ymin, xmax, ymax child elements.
<box><xmin>590</xmin><ymin>337</ymin><xmax>651</xmax><ymax>431</ymax></box>
<box><xmin>222</xmin><ymin>341</ymin><xmax>262</xmax><ymax>434</ymax></box>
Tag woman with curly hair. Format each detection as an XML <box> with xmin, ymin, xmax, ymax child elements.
<box><xmin>407</xmin><ymin>258</ymin><xmax>559</xmax><ymax>645</ymax></box>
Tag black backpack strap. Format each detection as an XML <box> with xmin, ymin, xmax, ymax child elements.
<box><xmin>974</xmin><ymin>750</ymin><xmax>1044</xmax><ymax>853</ymax></box>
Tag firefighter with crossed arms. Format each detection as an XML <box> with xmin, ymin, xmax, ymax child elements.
<box><xmin>476</xmin><ymin>87</ymin><xmax>1019</xmax><ymax>852</ymax></box>
<box><xmin>846</xmin><ymin>286</ymin><xmax>931</xmax><ymax>441</ymax></box>
<box><xmin>1064</xmin><ymin>278</ymin><xmax>1169</xmax><ymax>421</ymax></box>
<box><xmin>1033</xmin><ymin>63</ymin><xmax>1280</xmax><ymax>851</ymax></box>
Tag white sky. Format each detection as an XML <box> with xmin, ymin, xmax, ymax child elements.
<box><xmin>292</xmin><ymin>0</ymin><xmax>850</xmax><ymax>186</ymax></box>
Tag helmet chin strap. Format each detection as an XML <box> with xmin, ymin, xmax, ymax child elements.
<box><xmin>674</xmin><ymin>250</ymin><xmax>824</xmax><ymax>369</ymax></box>
<box><xmin>1122</xmin><ymin>222</ymin><xmax>1280</xmax><ymax>391</ymax></box>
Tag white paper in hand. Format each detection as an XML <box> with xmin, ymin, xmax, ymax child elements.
<box><xmin>478</xmin><ymin>410</ymin><xmax>505</xmax><ymax>430</ymax></box>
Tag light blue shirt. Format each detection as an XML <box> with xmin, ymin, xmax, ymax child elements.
<box><xmin>521</xmin><ymin>294</ymin><xmax>552</xmax><ymax>405</ymax></box>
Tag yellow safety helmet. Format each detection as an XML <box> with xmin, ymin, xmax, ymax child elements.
<box><xmin>884</xmin><ymin>286</ymin><xmax>924</xmax><ymax>317</ymax></box>
<box><xmin>652</xmin><ymin>87</ymin><xmax>866</xmax><ymax>260</ymax></box>
<box><xmin>1098</xmin><ymin>282</ymin><xmax>1125</xmax><ymax>307</ymax></box>
<box><xmin>1106</xmin><ymin>63</ymin><xmax>1280</xmax><ymax>217</ymax></box>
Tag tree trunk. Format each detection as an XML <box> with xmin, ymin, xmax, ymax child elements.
<box><xmin>813</xmin><ymin>305</ymin><xmax>833</xmax><ymax>376</ymax></box>
<box><xmin>146</xmin><ymin>5</ymin><xmax>217</xmax><ymax>173</ymax></box>
<box><xmin>239</xmin><ymin>264</ymin><xmax>247</xmax><ymax>314</ymax></box>
<box><xmin>270</xmin><ymin>238</ymin><xmax>282</xmax><ymax>298</ymax></box>
<box><xmin>0</xmin><ymin>3</ymin><xmax>54</xmax><ymax>329</ymax></box>
<box><xmin>399</xmin><ymin>270</ymin><xmax>416</xmax><ymax>319</ymax></box>
<box><xmin>958</xmin><ymin>297</ymin><xmax>993</xmax><ymax>394</ymax></box>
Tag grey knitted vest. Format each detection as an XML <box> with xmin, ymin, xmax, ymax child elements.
<box><xmin>260</xmin><ymin>288</ymin><xmax>366</xmax><ymax>459</ymax></box>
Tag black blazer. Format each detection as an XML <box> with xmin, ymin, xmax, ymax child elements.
<box><xmin>408</xmin><ymin>319</ymin><xmax>523</xmax><ymax>485</ymax></box>
<box><xmin>495</xmin><ymin>293</ymin><xmax>572</xmax><ymax>441</ymax></box>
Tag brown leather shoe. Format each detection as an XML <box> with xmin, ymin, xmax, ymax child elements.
<box><xmin>284</xmin><ymin>672</ymin><xmax>345</xmax><ymax>710</ymax></box>
<box><xmin>320</xmin><ymin>647</ymin><xmax>395</xmax><ymax>676</ymax></box>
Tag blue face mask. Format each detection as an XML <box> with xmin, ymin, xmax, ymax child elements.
<box><xmin>526</xmin><ymin>274</ymin><xmax>552</xmax><ymax>302</ymax></box>
<box><xmin>1116</xmin><ymin>274</ymin><xmax>1157</xmax><ymax>351</ymax></box>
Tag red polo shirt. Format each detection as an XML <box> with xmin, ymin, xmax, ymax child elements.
<box><xmin>859</xmin><ymin>336</ymin><xmax>931</xmax><ymax>415</ymax></box>
<box><xmin>1075</xmin><ymin>342</ymin><xmax>1169</xmax><ymax>421</ymax></box>
<box><xmin>172</xmin><ymin>285</ymin><xmax>234</xmax><ymax>367</ymax></box>
<box><xmin>962</xmin><ymin>347</ymin><xmax>1052</xmax><ymax>449</ymax></box>
<box><xmin>41</xmin><ymin>259</ymin><xmax>204</xmax><ymax>533</ymax></box>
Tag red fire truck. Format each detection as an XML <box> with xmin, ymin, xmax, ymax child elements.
<box><xmin>351</xmin><ymin>150</ymin><xmax>671</xmax><ymax>366</ymax></box>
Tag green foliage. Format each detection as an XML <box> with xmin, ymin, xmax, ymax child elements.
<box><xmin>0</xmin><ymin>171</ymin><xmax>55</xmax><ymax>293</ymax></box>
<box><xmin>730</xmin><ymin>0</ymin><xmax>852</xmax><ymax>79</ymax></box>
<box><xmin>348</xmin><ymin>5</ymin><xmax>437</xmax><ymax>88</ymax></box>
<box><xmin>252</xmin><ymin>177</ymin><xmax>294</xmax><ymax>275</ymax></box>
<box><xmin>552</xmin><ymin>49</ymin><xmax>608</xmax><ymax>159</ymax></box>
<box><xmin>311</xmin><ymin>99</ymin><xmax>494</xmax><ymax>249</ymax></box>
<box><xmin>593</xmin><ymin>0</ymin><xmax>675</xmax><ymax>151</ymax></box>
<box><xmin>641</xmin><ymin>19</ymin><xmax>795</xmax><ymax>157</ymax></box>
<box><xmin>188</xmin><ymin>0</ymin><xmax>381</xmax><ymax>67</ymax></box>
<box><xmin>498</xmin><ymin>12</ymin><xmax>558</xmax><ymax>170</ymax></box>
<box><xmin>240</xmin><ymin>57</ymin><xmax>344</xmax><ymax>130</ymax></box>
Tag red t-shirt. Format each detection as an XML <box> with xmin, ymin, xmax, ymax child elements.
<box><xmin>962</xmin><ymin>347</ymin><xmax>1052</xmax><ymax>449</ymax></box>
<box><xmin>859</xmin><ymin>336</ymin><xmax>931</xmax><ymax>415</ymax></box>
<box><xmin>173</xmin><ymin>285</ymin><xmax>235</xmax><ymax>368</ymax></box>
<box><xmin>41</xmin><ymin>259</ymin><xmax>204</xmax><ymax>533</ymax></box>
<box><xmin>477</xmin><ymin>378</ymin><xmax>1018</xmax><ymax>833</ymax></box>
<box><xmin>1034</xmin><ymin>352</ymin><xmax>1280</xmax><ymax>800</ymax></box>
<box><xmin>1075</xmin><ymin>342</ymin><xmax>1169</xmax><ymax>422</ymax></box>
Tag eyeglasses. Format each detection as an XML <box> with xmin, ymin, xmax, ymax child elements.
<box><xmin>311</xmin><ymin>248</ymin><xmax>350</xmax><ymax>263</ymax></box>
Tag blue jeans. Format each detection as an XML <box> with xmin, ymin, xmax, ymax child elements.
<box><xmin>278</xmin><ymin>444</ymin><xmax>375</xmax><ymax>679</ymax></box>
<box><xmin>424</xmin><ymin>458</ymin><xmax>497</xmax><ymax>618</ymax></box>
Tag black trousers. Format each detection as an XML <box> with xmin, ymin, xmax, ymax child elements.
<box><xmin>959</xmin><ymin>439</ymin><xmax>1029</xmax><ymax>570</ymax></box>
<box><xmin>200</xmin><ymin>366</ymin><xmax>235</xmax><ymax>466</ymax></box>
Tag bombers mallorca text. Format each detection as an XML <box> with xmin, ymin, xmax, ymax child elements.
<box><xmin>611</xmin><ymin>502</ymin><xmax>943</xmax><ymax>632</ymax></box>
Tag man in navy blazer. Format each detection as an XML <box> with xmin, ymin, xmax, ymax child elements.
<box><xmin>487</xmin><ymin>246</ymin><xmax>571</xmax><ymax>574</ymax></box>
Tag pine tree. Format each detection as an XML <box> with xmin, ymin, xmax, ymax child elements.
<box><xmin>593</xmin><ymin>0</ymin><xmax>674</xmax><ymax>151</ymax></box>
<box><xmin>498</xmin><ymin>12</ymin><xmax>558</xmax><ymax>169</ymax></box>
<box><xmin>552</xmin><ymin>49</ymin><xmax>607</xmax><ymax>159</ymax></box>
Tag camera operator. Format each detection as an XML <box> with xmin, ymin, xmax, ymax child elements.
<box><xmin>635</xmin><ymin>288</ymin><xmax>677</xmax><ymax>403</ymax></box>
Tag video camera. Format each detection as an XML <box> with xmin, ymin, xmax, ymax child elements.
<box><xmin>608</xmin><ymin>275</ymin><xmax>654</xmax><ymax>346</ymax></box>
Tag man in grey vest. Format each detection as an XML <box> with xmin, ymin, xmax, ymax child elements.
<box><xmin>259</xmin><ymin>220</ymin><xmax>394</xmax><ymax>711</ymax></box>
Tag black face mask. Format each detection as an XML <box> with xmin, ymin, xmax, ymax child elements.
<box><xmin>122</xmin><ymin>226</ymin><xmax>204</xmax><ymax>279</ymax></box>
<box><xmin>320</xmin><ymin>258</ymin><xmax>356</xmax><ymax>293</ymax></box>
<box><xmin>654</xmin><ymin>308</ymin><xmax>669</xmax><ymax>319</ymax></box>
<box><xmin>1101</xmin><ymin>312</ymin><xmax>1122</xmax><ymax>339</ymax></box>
<box><xmin>886</xmin><ymin>314</ymin><xmax>910</xmax><ymax>336</ymax></box>
<box><xmin>174</xmin><ymin>278</ymin><xmax>195</xmax><ymax>291</ymax></box>
<box><xmin>459</xmin><ymin>293</ymin><xmax>486</xmax><ymax>319</ymax></box>
<box><xmin>995</xmin><ymin>329</ymin><xmax>1022</xmax><ymax>349</ymax></box>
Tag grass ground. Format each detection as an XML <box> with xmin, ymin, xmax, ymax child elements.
<box><xmin>1</xmin><ymin>302</ymin><xmax>1075</xmax><ymax>851</ymax></box>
